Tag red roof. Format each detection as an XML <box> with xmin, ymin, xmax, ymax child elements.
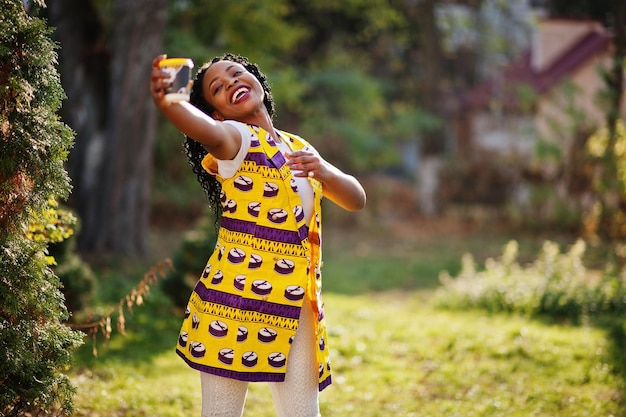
<box><xmin>463</xmin><ymin>29</ymin><xmax>613</xmax><ymax>111</ymax></box>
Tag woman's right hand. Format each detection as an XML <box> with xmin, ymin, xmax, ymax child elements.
<box><xmin>150</xmin><ymin>54</ymin><xmax>170</xmax><ymax>109</ymax></box>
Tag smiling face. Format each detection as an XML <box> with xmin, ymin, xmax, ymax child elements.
<box><xmin>202</xmin><ymin>60</ymin><xmax>267</xmax><ymax>123</ymax></box>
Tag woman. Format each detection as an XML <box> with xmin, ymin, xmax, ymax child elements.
<box><xmin>150</xmin><ymin>53</ymin><xmax>366</xmax><ymax>417</ymax></box>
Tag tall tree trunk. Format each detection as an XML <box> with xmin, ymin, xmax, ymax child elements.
<box><xmin>414</xmin><ymin>0</ymin><xmax>446</xmax><ymax>155</ymax></box>
<box><xmin>99</xmin><ymin>0</ymin><xmax>167</xmax><ymax>256</ymax></box>
<box><xmin>606</xmin><ymin>0</ymin><xmax>625</xmax><ymax>141</ymax></box>
<box><xmin>49</xmin><ymin>0</ymin><xmax>167</xmax><ymax>256</ymax></box>
<box><xmin>599</xmin><ymin>0</ymin><xmax>626</xmax><ymax>242</ymax></box>
<box><xmin>48</xmin><ymin>0</ymin><xmax>110</xmax><ymax>252</ymax></box>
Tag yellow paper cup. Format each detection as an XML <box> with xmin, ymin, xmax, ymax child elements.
<box><xmin>159</xmin><ymin>58</ymin><xmax>194</xmax><ymax>102</ymax></box>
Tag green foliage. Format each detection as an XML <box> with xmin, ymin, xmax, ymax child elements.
<box><xmin>0</xmin><ymin>1</ymin><xmax>83</xmax><ymax>415</ymax></box>
<box><xmin>49</xmin><ymin>234</ymin><xmax>97</xmax><ymax>317</ymax></box>
<box><xmin>161</xmin><ymin>213</ymin><xmax>218</xmax><ymax>308</ymax></box>
<box><xmin>384</xmin><ymin>103</ymin><xmax>441</xmax><ymax>140</ymax></box>
<box><xmin>24</xmin><ymin>197</ymin><xmax>95</xmax><ymax>317</ymax></box>
<box><xmin>0</xmin><ymin>6</ymin><xmax>73</xmax><ymax>204</ymax></box>
<box><xmin>0</xmin><ymin>238</ymin><xmax>83</xmax><ymax>416</ymax></box>
<box><xmin>152</xmin><ymin>121</ymin><xmax>208</xmax><ymax>213</ymax></box>
<box><xmin>167</xmin><ymin>0</ymin><xmax>305</xmax><ymax>70</ymax></box>
<box><xmin>298</xmin><ymin>66</ymin><xmax>399</xmax><ymax>171</ymax></box>
<box><xmin>435</xmin><ymin>239</ymin><xmax>626</xmax><ymax>323</ymax></box>
<box><xmin>26</xmin><ymin>198</ymin><xmax>76</xmax><ymax>245</ymax></box>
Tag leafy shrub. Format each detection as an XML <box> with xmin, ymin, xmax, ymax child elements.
<box><xmin>26</xmin><ymin>199</ymin><xmax>96</xmax><ymax>316</ymax></box>
<box><xmin>1</xmin><ymin>2</ymin><xmax>83</xmax><ymax>415</ymax></box>
<box><xmin>49</xmin><ymin>234</ymin><xmax>97</xmax><ymax>317</ymax></box>
<box><xmin>161</xmin><ymin>213</ymin><xmax>218</xmax><ymax>308</ymax></box>
<box><xmin>435</xmin><ymin>239</ymin><xmax>626</xmax><ymax>323</ymax></box>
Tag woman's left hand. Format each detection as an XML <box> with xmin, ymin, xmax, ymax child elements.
<box><xmin>284</xmin><ymin>150</ymin><xmax>366</xmax><ymax>211</ymax></box>
<box><xmin>284</xmin><ymin>150</ymin><xmax>327</xmax><ymax>181</ymax></box>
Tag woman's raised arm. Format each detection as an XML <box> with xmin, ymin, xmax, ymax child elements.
<box><xmin>150</xmin><ymin>55</ymin><xmax>240</xmax><ymax>160</ymax></box>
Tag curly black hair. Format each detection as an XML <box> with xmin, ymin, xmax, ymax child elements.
<box><xmin>183</xmin><ymin>53</ymin><xmax>275</xmax><ymax>221</ymax></box>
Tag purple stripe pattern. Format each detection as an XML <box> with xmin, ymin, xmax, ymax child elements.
<box><xmin>221</xmin><ymin>218</ymin><xmax>306</xmax><ymax>245</ymax></box>
<box><xmin>177</xmin><ymin>350</ymin><xmax>286</xmax><ymax>383</ymax></box>
<box><xmin>177</xmin><ymin>350</ymin><xmax>333</xmax><ymax>390</ymax></box>
<box><xmin>268</xmin><ymin>151</ymin><xmax>286</xmax><ymax>169</ymax></box>
<box><xmin>245</xmin><ymin>152</ymin><xmax>271</xmax><ymax>167</ymax></box>
<box><xmin>244</xmin><ymin>150</ymin><xmax>286</xmax><ymax>171</ymax></box>
<box><xmin>194</xmin><ymin>281</ymin><xmax>301</xmax><ymax>320</ymax></box>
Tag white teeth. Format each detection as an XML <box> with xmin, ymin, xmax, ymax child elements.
<box><xmin>232</xmin><ymin>87</ymin><xmax>249</xmax><ymax>103</ymax></box>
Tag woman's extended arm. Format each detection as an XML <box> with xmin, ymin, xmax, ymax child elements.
<box><xmin>319</xmin><ymin>164</ymin><xmax>367</xmax><ymax>211</ymax></box>
<box><xmin>150</xmin><ymin>55</ymin><xmax>240</xmax><ymax>160</ymax></box>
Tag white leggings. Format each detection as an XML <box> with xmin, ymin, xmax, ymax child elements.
<box><xmin>200</xmin><ymin>300</ymin><xmax>321</xmax><ymax>417</ymax></box>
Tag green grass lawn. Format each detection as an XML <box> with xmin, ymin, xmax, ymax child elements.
<box><xmin>69</xmin><ymin>219</ymin><xmax>626</xmax><ymax>416</ymax></box>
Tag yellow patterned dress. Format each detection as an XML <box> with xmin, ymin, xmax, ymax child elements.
<box><xmin>176</xmin><ymin>124</ymin><xmax>331</xmax><ymax>391</ymax></box>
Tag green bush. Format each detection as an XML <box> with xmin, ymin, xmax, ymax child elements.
<box><xmin>161</xmin><ymin>212</ymin><xmax>218</xmax><ymax>308</ymax></box>
<box><xmin>0</xmin><ymin>1</ymin><xmax>83</xmax><ymax>415</ymax></box>
<box><xmin>49</xmin><ymin>232</ymin><xmax>97</xmax><ymax>317</ymax></box>
<box><xmin>28</xmin><ymin>201</ymin><xmax>97</xmax><ymax>317</ymax></box>
<box><xmin>435</xmin><ymin>239</ymin><xmax>626</xmax><ymax>324</ymax></box>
